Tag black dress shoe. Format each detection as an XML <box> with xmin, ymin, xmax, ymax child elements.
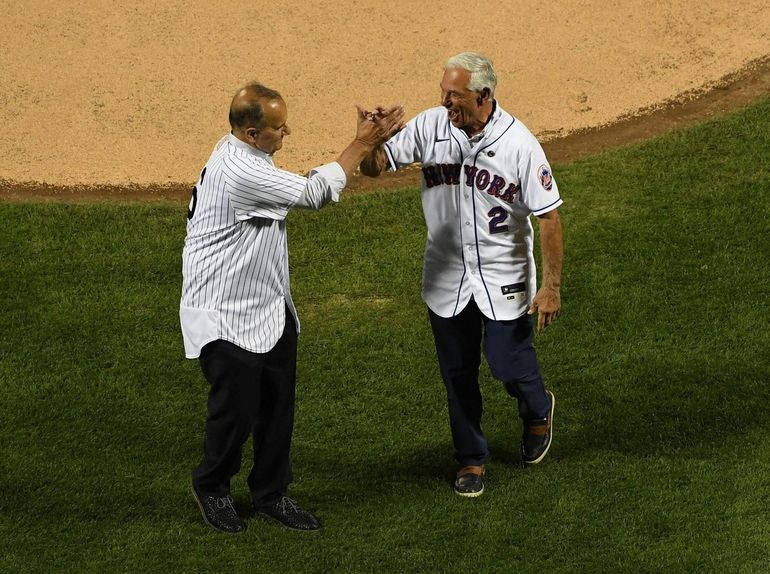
<box><xmin>191</xmin><ymin>485</ymin><xmax>245</xmax><ymax>534</ymax></box>
<box><xmin>255</xmin><ymin>496</ymin><xmax>320</xmax><ymax>532</ymax></box>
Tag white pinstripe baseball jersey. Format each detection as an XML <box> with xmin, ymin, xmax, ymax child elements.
<box><xmin>383</xmin><ymin>103</ymin><xmax>562</xmax><ymax>321</ymax></box>
<box><xmin>180</xmin><ymin>133</ymin><xmax>346</xmax><ymax>358</ymax></box>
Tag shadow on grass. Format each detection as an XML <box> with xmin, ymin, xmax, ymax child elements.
<box><xmin>547</xmin><ymin>361</ymin><xmax>768</xmax><ymax>461</ymax></box>
<box><xmin>9</xmin><ymin>358</ymin><xmax>766</xmax><ymax>526</ymax></box>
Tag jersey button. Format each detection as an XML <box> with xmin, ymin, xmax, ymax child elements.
<box><xmin>465</xmin><ymin>221</ymin><xmax>470</xmax><ymax>226</ymax></box>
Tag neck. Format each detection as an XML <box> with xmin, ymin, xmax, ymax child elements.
<box><xmin>462</xmin><ymin>101</ymin><xmax>495</xmax><ymax>137</ymax></box>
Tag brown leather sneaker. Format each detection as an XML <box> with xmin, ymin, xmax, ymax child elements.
<box><xmin>521</xmin><ymin>390</ymin><xmax>555</xmax><ymax>464</ymax></box>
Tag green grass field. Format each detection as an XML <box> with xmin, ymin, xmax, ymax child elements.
<box><xmin>1</xmin><ymin>96</ymin><xmax>769</xmax><ymax>573</ymax></box>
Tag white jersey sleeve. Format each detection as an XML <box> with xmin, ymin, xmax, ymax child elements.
<box><xmin>518</xmin><ymin>136</ymin><xmax>562</xmax><ymax>216</ymax></box>
<box><xmin>224</xmin><ymin>150</ymin><xmax>346</xmax><ymax>220</ymax></box>
<box><xmin>382</xmin><ymin>113</ymin><xmax>429</xmax><ymax>170</ymax></box>
<box><xmin>294</xmin><ymin>162</ymin><xmax>347</xmax><ymax>210</ymax></box>
<box><xmin>224</xmin><ymin>152</ymin><xmax>306</xmax><ymax>221</ymax></box>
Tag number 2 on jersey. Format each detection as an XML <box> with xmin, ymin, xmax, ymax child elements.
<box><xmin>488</xmin><ymin>206</ymin><xmax>509</xmax><ymax>234</ymax></box>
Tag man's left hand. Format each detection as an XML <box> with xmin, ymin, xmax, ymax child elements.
<box><xmin>528</xmin><ymin>286</ymin><xmax>560</xmax><ymax>333</ymax></box>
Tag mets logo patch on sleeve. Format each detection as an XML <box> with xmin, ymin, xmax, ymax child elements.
<box><xmin>538</xmin><ymin>164</ymin><xmax>553</xmax><ymax>191</ymax></box>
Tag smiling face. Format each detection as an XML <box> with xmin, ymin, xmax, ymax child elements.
<box><xmin>251</xmin><ymin>98</ymin><xmax>291</xmax><ymax>155</ymax></box>
<box><xmin>440</xmin><ymin>67</ymin><xmax>491</xmax><ymax>137</ymax></box>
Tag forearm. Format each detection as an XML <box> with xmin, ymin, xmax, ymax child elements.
<box><xmin>297</xmin><ymin>141</ymin><xmax>389</xmax><ymax>209</ymax></box>
<box><xmin>346</xmin><ymin>103</ymin><xmax>403</xmax><ymax>178</ymax></box>
<box><xmin>359</xmin><ymin>146</ymin><xmax>387</xmax><ymax>177</ymax></box>
<box><xmin>336</xmin><ymin>139</ymin><xmax>378</xmax><ymax>181</ymax></box>
<box><xmin>297</xmin><ymin>139</ymin><xmax>383</xmax><ymax>209</ymax></box>
<box><xmin>538</xmin><ymin>211</ymin><xmax>563</xmax><ymax>291</ymax></box>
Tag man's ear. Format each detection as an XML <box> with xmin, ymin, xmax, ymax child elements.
<box><xmin>477</xmin><ymin>88</ymin><xmax>490</xmax><ymax>104</ymax></box>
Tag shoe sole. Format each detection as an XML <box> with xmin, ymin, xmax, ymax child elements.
<box><xmin>255</xmin><ymin>510</ymin><xmax>321</xmax><ymax>533</ymax></box>
<box><xmin>453</xmin><ymin>468</ymin><xmax>485</xmax><ymax>498</ymax></box>
<box><xmin>190</xmin><ymin>485</ymin><xmax>245</xmax><ymax>535</ymax></box>
<box><xmin>523</xmin><ymin>390</ymin><xmax>555</xmax><ymax>465</ymax></box>
<box><xmin>454</xmin><ymin>486</ymin><xmax>484</xmax><ymax>498</ymax></box>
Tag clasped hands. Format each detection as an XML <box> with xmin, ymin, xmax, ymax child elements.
<box><xmin>355</xmin><ymin>104</ymin><xmax>405</xmax><ymax>147</ymax></box>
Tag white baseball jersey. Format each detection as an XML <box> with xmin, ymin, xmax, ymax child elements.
<box><xmin>383</xmin><ymin>102</ymin><xmax>562</xmax><ymax>321</ymax></box>
<box><xmin>180</xmin><ymin>133</ymin><xmax>346</xmax><ymax>358</ymax></box>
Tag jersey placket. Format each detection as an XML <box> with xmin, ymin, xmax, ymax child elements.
<box><xmin>448</xmin><ymin>125</ymin><xmax>475</xmax><ymax>316</ymax></box>
<box><xmin>466</xmin><ymin>150</ymin><xmax>495</xmax><ymax>319</ymax></box>
<box><xmin>457</xmin><ymin>130</ymin><xmax>495</xmax><ymax>319</ymax></box>
<box><xmin>461</xmin><ymin>114</ymin><xmax>516</xmax><ymax>321</ymax></box>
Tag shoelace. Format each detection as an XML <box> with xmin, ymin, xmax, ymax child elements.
<box><xmin>277</xmin><ymin>496</ymin><xmax>299</xmax><ymax>514</ymax></box>
<box><xmin>214</xmin><ymin>495</ymin><xmax>235</xmax><ymax>512</ymax></box>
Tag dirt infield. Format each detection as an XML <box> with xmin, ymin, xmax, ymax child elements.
<box><xmin>2</xmin><ymin>1</ymin><xmax>770</xmax><ymax>198</ymax></box>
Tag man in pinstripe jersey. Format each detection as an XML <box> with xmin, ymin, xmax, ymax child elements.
<box><xmin>361</xmin><ymin>53</ymin><xmax>563</xmax><ymax>498</ymax></box>
<box><xmin>181</xmin><ymin>82</ymin><xmax>404</xmax><ymax>533</ymax></box>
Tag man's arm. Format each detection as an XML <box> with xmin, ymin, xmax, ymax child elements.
<box><xmin>360</xmin><ymin>145</ymin><xmax>388</xmax><ymax>177</ymax></box>
<box><xmin>295</xmin><ymin>105</ymin><xmax>404</xmax><ymax>209</ymax></box>
<box><xmin>360</xmin><ymin>104</ymin><xmax>409</xmax><ymax>177</ymax></box>
<box><xmin>337</xmin><ymin>105</ymin><xmax>403</xmax><ymax>179</ymax></box>
<box><xmin>528</xmin><ymin>208</ymin><xmax>563</xmax><ymax>332</ymax></box>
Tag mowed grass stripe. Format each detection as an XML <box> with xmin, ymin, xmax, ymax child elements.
<box><xmin>0</xmin><ymin>96</ymin><xmax>768</xmax><ymax>573</ymax></box>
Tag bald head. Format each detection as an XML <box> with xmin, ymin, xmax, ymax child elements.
<box><xmin>229</xmin><ymin>82</ymin><xmax>291</xmax><ymax>155</ymax></box>
<box><xmin>228</xmin><ymin>82</ymin><xmax>283</xmax><ymax>131</ymax></box>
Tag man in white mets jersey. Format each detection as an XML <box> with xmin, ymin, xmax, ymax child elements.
<box><xmin>181</xmin><ymin>82</ymin><xmax>404</xmax><ymax>533</ymax></box>
<box><xmin>361</xmin><ymin>52</ymin><xmax>563</xmax><ymax>497</ymax></box>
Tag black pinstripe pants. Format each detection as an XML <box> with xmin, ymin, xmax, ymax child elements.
<box><xmin>192</xmin><ymin>313</ymin><xmax>297</xmax><ymax>507</ymax></box>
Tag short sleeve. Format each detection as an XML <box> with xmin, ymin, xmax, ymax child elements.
<box><xmin>519</xmin><ymin>142</ymin><xmax>563</xmax><ymax>216</ymax></box>
<box><xmin>383</xmin><ymin>114</ymin><xmax>424</xmax><ymax>171</ymax></box>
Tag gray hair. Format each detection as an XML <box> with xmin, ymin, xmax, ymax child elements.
<box><xmin>445</xmin><ymin>52</ymin><xmax>497</xmax><ymax>99</ymax></box>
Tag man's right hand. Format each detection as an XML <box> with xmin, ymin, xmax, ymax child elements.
<box><xmin>355</xmin><ymin>104</ymin><xmax>405</xmax><ymax>148</ymax></box>
<box><xmin>335</xmin><ymin>104</ymin><xmax>404</xmax><ymax>180</ymax></box>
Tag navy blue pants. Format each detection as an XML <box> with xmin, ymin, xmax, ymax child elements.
<box><xmin>192</xmin><ymin>312</ymin><xmax>297</xmax><ymax>506</ymax></box>
<box><xmin>428</xmin><ymin>299</ymin><xmax>550</xmax><ymax>466</ymax></box>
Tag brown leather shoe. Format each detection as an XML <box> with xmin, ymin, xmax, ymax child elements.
<box><xmin>454</xmin><ymin>464</ymin><xmax>486</xmax><ymax>497</ymax></box>
<box><xmin>521</xmin><ymin>390</ymin><xmax>555</xmax><ymax>464</ymax></box>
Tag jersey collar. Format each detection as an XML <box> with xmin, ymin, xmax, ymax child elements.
<box><xmin>227</xmin><ymin>133</ymin><xmax>273</xmax><ymax>161</ymax></box>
